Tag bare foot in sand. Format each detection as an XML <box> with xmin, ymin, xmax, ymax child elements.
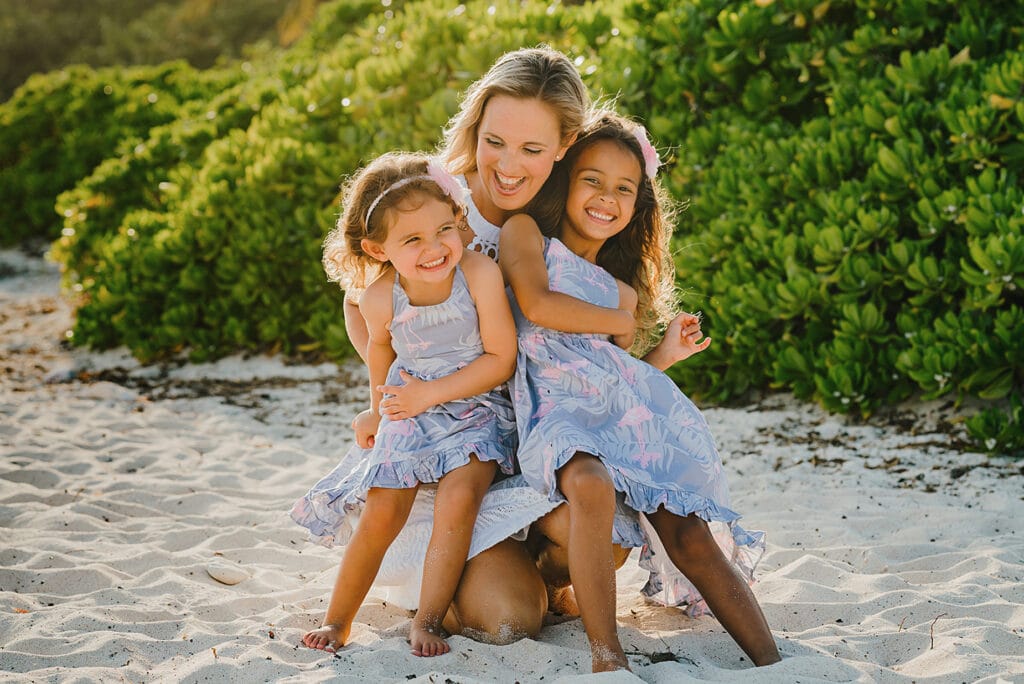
<box><xmin>409</xmin><ymin>621</ymin><xmax>450</xmax><ymax>657</ymax></box>
<box><xmin>302</xmin><ymin>623</ymin><xmax>349</xmax><ymax>652</ymax></box>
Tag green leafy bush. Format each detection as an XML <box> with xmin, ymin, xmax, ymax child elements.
<box><xmin>593</xmin><ymin>0</ymin><xmax>1023</xmax><ymax>454</ymax></box>
<box><xmin>60</xmin><ymin>0</ymin><xmax>623</xmax><ymax>363</ymax></box>
<box><xmin>0</xmin><ymin>61</ymin><xmax>241</xmax><ymax>246</ymax></box>
<box><xmin>53</xmin><ymin>73</ymin><xmax>287</xmax><ymax>288</ymax></box>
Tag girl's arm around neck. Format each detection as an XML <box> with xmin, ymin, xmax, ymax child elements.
<box><xmin>498</xmin><ymin>214</ymin><xmax>634</xmax><ymax>337</ymax></box>
<box><xmin>611</xmin><ymin>280</ymin><xmax>638</xmax><ymax>350</ymax></box>
<box><xmin>378</xmin><ymin>251</ymin><xmax>516</xmax><ymax>419</ymax></box>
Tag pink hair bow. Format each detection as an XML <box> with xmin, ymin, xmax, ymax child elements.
<box><xmin>633</xmin><ymin>125</ymin><xmax>661</xmax><ymax>178</ymax></box>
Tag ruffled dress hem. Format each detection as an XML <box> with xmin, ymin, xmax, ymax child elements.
<box><xmin>357</xmin><ymin>439</ymin><xmax>515</xmax><ymax>491</ymax></box>
<box><xmin>537</xmin><ymin>438</ymin><xmax>740</xmax><ymax>524</ymax></box>
<box><xmin>290</xmin><ymin>439</ymin><xmax>515</xmax><ymax>549</ymax></box>
<box><xmin>535</xmin><ymin>438</ymin><xmax>766</xmax><ymax>617</ymax></box>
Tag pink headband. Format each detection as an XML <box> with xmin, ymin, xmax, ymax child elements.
<box><xmin>632</xmin><ymin>125</ymin><xmax>661</xmax><ymax>178</ymax></box>
<box><xmin>364</xmin><ymin>159</ymin><xmax>470</xmax><ymax>226</ymax></box>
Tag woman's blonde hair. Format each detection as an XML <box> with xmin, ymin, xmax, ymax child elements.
<box><xmin>441</xmin><ymin>46</ymin><xmax>590</xmax><ymax>175</ymax></box>
<box><xmin>322</xmin><ymin>151</ymin><xmax>466</xmax><ymax>299</ymax></box>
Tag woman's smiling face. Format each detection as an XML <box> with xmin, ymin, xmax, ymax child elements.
<box><xmin>472</xmin><ymin>94</ymin><xmax>567</xmax><ymax>225</ymax></box>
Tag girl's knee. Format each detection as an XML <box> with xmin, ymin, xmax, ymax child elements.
<box><xmin>558</xmin><ymin>454</ymin><xmax>615</xmax><ymax>507</ymax></box>
<box><xmin>360</xmin><ymin>489</ymin><xmax>414</xmax><ymax>535</ymax></box>
<box><xmin>358</xmin><ymin>507</ymin><xmax>406</xmax><ymax>537</ymax></box>
<box><xmin>435</xmin><ymin>458</ymin><xmax>495</xmax><ymax>514</ymax></box>
<box><xmin>433</xmin><ymin>486</ymin><xmax>488</xmax><ymax>530</ymax></box>
<box><xmin>678</xmin><ymin>514</ymin><xmax>714</xmax><ymax>542</ymax></box>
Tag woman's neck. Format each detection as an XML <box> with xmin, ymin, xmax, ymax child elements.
<box><xmin>465</xmin><ymin>170</ymin><xmax>509</xmax><ymax>226</ymax></box>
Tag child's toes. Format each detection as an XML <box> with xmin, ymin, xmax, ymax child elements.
<box><xmin>303</xmin><ymin>627</ymin><xmax>340</xmax><ymax>651</ymax></box>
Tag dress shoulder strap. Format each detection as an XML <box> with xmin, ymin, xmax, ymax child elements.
<box><xmin>391</xmin><ymin>268</ymin><xmax>408</xmax><ymax>312</ymax></box>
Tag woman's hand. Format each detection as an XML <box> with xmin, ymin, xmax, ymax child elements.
<box><xmin>352</xmin><ymin>408</ymin><xmax>381</xmax><ymax>448</ymax></box>
<box><xmin>378</xmin><ymin>370</ymin><xmax>436</xmax><ymax>421</ymax></box>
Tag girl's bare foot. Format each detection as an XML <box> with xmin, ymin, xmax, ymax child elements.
<box><xmin>409</xmin><ymin>621</ymin><xmax>450</xmax><ymax>657</ymax></box>
<box><xmin>591</xmin><ymin>642</ymin><xmax>630</xmax><ymax>673</ymax></box>
<box><xmin>302</xmin><ymin>623</ymin><xmax>350</xmax><ymax>652</ymax></box>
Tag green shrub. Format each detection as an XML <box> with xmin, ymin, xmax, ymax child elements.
<box><xmin>53</xmin><ymin>73</ymin><xmax>287</xmax><ymax>289</ymax></box>
<box><xmin>592</xmin><ymin>0</ymin><xmax>1023</xmax><ymax>454</ymax></box>
<box><xmin>0</xmin><ymin>61</ymin><xmax>241</xmax><ymax>246</ymax></box>
<box><xmin>60</xmin><ymin>0</ymin><xmax>623</xmax><ymax>363</ymax></box>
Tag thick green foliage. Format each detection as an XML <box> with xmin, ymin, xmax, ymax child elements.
<box><xmin>0</xmin><ymin>61</ymin><xmax>241</xmax><ymax>245</ymax></box>
<box><xmin>53</xmin><ymin>72</ymin><xmax>289</xmax><ymax>289</ymax></box>
<box><xmin>593</xmin><ymin>0</ymin><xmax>1023</xmax><ymax>454</ymax></box>
<box><xmin>58</xmin><ymin>0</ymin><xmax>621</xmax><ymax>364</ymax></box>
<box><xmin>3</xmin><ymin>0</ymin><xmax>1020</xmax><ymax>455</ymax></box>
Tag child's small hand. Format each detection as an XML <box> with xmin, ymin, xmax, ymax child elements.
<box><xmin>674</xmin><ymin>311</ymin><xmax>711</xmax><ymax>359</ymax></box>
<box><xmin>352</xmin><ymin>408</ymin><xmax>381</xmax><ymax>448</ymax></box>
<box><xmin>378</xmin><ymin>370</ymin><xmax>434</xmax><ymax>420</ymax></box>
<box><xmin>660</xmin><ymin>311</ymin><xmax>711</xmax><ymax>365</ymax></box>
<box><xmin>612</xmin><ymin>326</ymin><xmax>635</xmax><ymax>350</ymax></box>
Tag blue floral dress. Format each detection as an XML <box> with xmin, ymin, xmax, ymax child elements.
<box><xmin>291</xmin><ymin>266</ymin><xmax>516</xmax><ymax>548</ymax></box>
<box><xmin>510</xmin><ymin>237</ymin><xmax>765</xmax><ymax>615</ymax></box>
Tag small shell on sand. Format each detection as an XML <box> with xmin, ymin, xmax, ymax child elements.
<box><xmin>206</xmin><ymin>561</ymin><xmax>249</xmax><ymax>585</ymax></box>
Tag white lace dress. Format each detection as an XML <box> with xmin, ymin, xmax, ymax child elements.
<box><xmin>366</xmin><ymin>474</ymin><xmax>558</xmax><ymax>608</ymax></box>
<box><xmin>458</xmin><ymin>174</ymin><xmax>502</xmax><ymax>260</ymax></box>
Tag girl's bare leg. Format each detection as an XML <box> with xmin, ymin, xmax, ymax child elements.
<box><xmin>443</xmin><ymin>538</ymin><xmax>548</xmax><ymax>642</ymax></box>
<box><xmin>303</xmin><ymin>486</ymin><xmax>418</xmax><ymax>651</ymax></box>
<box><xmin>556</xmin><ymin>453</ymin><xmax>628</xmax><ymax>673</ymax></box>
<box><xmin>646</xmin><ymin>508</ymin><xmax>781</xmax><ymax>666</ymax></box>
<box><xmin>411</xmin><ymin>455</ymin><xmax>497</xmax><ymax>656</ymax></box>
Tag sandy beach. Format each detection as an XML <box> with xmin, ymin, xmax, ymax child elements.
<box><xmin>1</xmin><ymin>247</ymin><xmax>1021</xmax><ymax>683</ymax></box>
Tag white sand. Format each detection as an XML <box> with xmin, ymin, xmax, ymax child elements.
<box><xmin>1</xmin><ymin>248</ymin><xmax>1021</xmax><ymax>683</ymax></box>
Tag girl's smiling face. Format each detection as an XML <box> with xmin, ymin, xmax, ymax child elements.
<box><xmin>471</xmin><ymin>95</ymin><xmax>568</xmax><ymax>225</ymax></box>
<box><xmin>560</xmin><ymin>139</ymin><xmax>642</xmax><ymax>260</ymax></box>
<box><xmin>363</xmin><ymin>195</ymin><xmax>464</xmax><ymax>288</ymax></box>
